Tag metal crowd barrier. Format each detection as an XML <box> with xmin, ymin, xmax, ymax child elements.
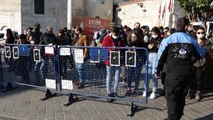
<box><xmin>0</xmin><ymin>44</ymin><xmax>149</xmax><ymax>116</ymax></box>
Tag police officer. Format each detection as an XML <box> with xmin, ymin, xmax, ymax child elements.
<box><xmin>155</xmin><ymin>17</ymin><xmax>205</xmax><ymax>120</ymax></box>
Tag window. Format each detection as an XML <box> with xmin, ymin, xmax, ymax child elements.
<box><xmin>34</xmin><ymin>0</ymin><xmax>44</xmax><ymax>14</ymax></box>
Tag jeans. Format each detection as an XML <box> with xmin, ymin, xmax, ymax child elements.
<box><xmin>34</xmin><ymin>58</ymin><xmax>46</xmax><ymax>82</ymax></box>
<box><xmin>127</xmin><ymin>63</ymin><xmax>143</xmax><ymax>90</ymax></box>
<box><xmin>75</xmin><ymin>63</ymin><xmax>84</xmax><ymax>83</ymax></box>
<box><xmin>106</xmin><ymin>66</ymin><xmax>121</xmax><ymax>94</ymax></box>
<box><xmin>144</xmin><ymin>53</ymin><xmax>158</xmax><ymax>92</ymax></box>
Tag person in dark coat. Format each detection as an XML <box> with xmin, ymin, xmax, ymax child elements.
<box><xmin>155</xmin><ymin>17</ymin><xmax>205</xmax><ymax>120</ymax></box>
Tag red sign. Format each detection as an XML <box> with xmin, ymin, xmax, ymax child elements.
<box><xmin>72</xmin><ymin>16</ymin><xmax>111</xmax><ymax>40</ymax></box>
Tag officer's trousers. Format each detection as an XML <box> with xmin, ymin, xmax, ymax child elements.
<box><xmin>165</xmin><ymin>74</ymin><xmax>191</xmax><ymax>120</ymax></box>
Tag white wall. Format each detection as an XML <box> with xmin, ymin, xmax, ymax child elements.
<box><xmin>116</xmin><ymin>0</ymin><xmax>185</xmax><ymax>29</ymax></box>
<box><xmin>0</xmin><ymin>0</ymin><xmax>21</xmax><ymax>33</ymax></box>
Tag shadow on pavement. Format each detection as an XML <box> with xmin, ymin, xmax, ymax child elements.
<box><xmin>195</xmin><ymin>113</ymin><xmax>213</xmax><ymax>120</ymax></box>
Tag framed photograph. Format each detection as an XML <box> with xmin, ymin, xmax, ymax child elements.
<box><xmin>12</xmin><ymin>46</ymin><xmax>19</xmax><ymax>59</ymax></box>
<box><xmin>110</xmin><ymin>51</ymin><xmax>120</xmax><ymax>66</ymax></box>
<box><xmin>4</xmin><ymin>46</ymin><xmax>11</xmax><ymax>58</ymax></box>
<box><xmin>125</xmin><ymin>51</ymin><xmax>136</xmax><ymax>67</ymax></box>
<box><xmin>33</xmin><ymin>49</ymin><xmax>41</xmax><ymax>62</ymax></box>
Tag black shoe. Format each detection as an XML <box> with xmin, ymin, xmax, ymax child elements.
<box><xmin>161</xmin><ymin>90</ymin><xmax>165</xmax><ymax>96</ymax></box>
<box><xmin>125</xmin><ymin>90</ymin><xmax>132</xmax><ymax>96</ymax></box>
<box><xmin>112</xmin><ymin>93</ymin><xmax>118</xmax><ymax>97</ymax></box>
<box><xmin>132</xmin><ymin>91</ymin><xmax>138</xmax><ymax>97</ymax></box>
<box><xmin>107</xmin><ymin>94</ymin><xmax>115</xmax><ymax>103</ymax></box>
<box><xmin>77</xmin><ymin>83</ymin><xmax>85</xmax><ymax>89</ymax></box>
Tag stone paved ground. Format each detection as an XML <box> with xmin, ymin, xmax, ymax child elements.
<box><xmin>0</xmin><ymin>87</ymin><xmax>212</xmax><ymax>120</ymax></box>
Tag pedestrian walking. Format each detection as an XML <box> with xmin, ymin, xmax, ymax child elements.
<box><xmin>155</xmin><ymin>17</ymin><xmax>205</xmax><ymax>120</ymax></box>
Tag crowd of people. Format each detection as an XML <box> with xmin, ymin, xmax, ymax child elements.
<box><xmin>1</xmin><ymin>17</ymin><xmax>213</xmax><ymax>120</ymax></box>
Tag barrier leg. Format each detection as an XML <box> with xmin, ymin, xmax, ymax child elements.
<box><xmin>1</xmin><ymin>82</ymin><xmax>17</xmax><ymax>92</ymax></box>
<box><xmin>40</xmin><ymin>89</ymin><xmax>57</xmax><ymax>101</ymax></box>
<box><xmin>64</xmin><ymin>93</ymin><xmax>78</xmax><ymax>106</ymax></box>
<box><xmin>127</xmin><ymin>102</ymin><xmax>138</xmax><ymax>117</ymax></box>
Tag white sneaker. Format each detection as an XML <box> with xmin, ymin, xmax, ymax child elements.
<box><xmin>142</xmin><ymin>91</ymin><xmax>147</xmax><ymax>97</ymax></box>
<box><xmin>149</xmin><ymin>92</ymin><xmax>156</xmax><ymax>99</ymax></box>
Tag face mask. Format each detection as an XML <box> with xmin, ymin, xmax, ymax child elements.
<box><xmin>197</xmin><ymin>34</ymin><xmax>205</xmax><ymax>39</ymax></box>
<box><xmin>131</xmin><ymin>37</ymin><xmax>137</xmax><ymax>42</ymax></box>
<box><xmin>152</xmin><ymin>35</ymin><xmax>158</xmax><ymax>39</ymax></box>
<box><xmin>112</xmin><ymin>35</ymin><xmax>118</xmax><ymax>39</ymax></box>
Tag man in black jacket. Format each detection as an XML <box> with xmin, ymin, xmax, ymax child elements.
<box><xmin>155</xmin><ymin>17</ymin><xmax>205</xmax><ymax>120</ymax></box>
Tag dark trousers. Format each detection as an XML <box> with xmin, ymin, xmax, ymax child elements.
<box><xmin>190</xmin><ymin>66</ymin><xmax>204</xmax><ymax>91</ymax></box>
<box><xmin>165</xmin><ymin>74</ymin><xmax>191</xmax><ymax>120</ymax></box>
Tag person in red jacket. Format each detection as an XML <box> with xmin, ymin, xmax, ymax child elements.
<box><xmin>102</xmin><ymin>26</ymin><xmax>125</xmax><ymax>102</ymax></box>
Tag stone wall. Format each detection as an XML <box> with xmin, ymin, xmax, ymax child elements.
<box><xmin>116</xmin><ymin>0</ymin><xmax>185</xmax><ymax>29</ymax></box>
<box><xmin>0</xmin><ymin>0</ymin><xmax>21</xmax><ymax>32</ymax></box>
<box><xmin>21</xmin><ymin>0</ymin><xmax>67</xmax><ymax>34</ymax></box>
<box><xmin>72</xmin><ymin>0</ymin><xmax>113</xmax><ymax>21</ymax></box>
<box><xmin>84</xmin><ymin>0</ymin><xmax>113</xmax><ymax>20</ymax></box>
<box><xmin>0</xmin><ymin>0</ymin><xmax>113</xmax><ymax>34</ymax></box>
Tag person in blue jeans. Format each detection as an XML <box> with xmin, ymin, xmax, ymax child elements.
<box><xmin>102</xmin><ymin>27</ymin><xmax>126</xmax><ymax>102</ymax></box>
<box><xmin>125</xmin><ymin>30</ymin><xmax>146</xmax><ymax>96</ymax></box>
<box><xmin>143</xmin><ymin>52</ymin><xmax>158</xmax><ymax>99</ymax></box>
<box><xmin>34</xmin><ymin>58</ymin><xmax>46</xmax><ymax>85</ymax></box>
<box><xmin>143</xmin><ymin>27</ymin><xmax>162</xmax><ymax>99</ymax></box>
<box><xmin>72</xmin><ymin>26</ymin><xmax>88</xmax><ymax>89</ymax></box>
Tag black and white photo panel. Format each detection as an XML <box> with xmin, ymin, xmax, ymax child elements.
<box><xmin>13</xmin><ymin>46</ymin><xmax>19</xmax><ymax>59</ymax></box>
<box><xmin>4</xmin><ymin>46</ymin><xmax>11</xmax><ymax>58</ymax></box>
<box><xmin>110</xmin><ymin>51</ymin><xmax>120</xmax><ymax>66</ymax></box>
<box><xmin>33</xmin><ymin>49</ymin><xmax>41</xmax><ymax>62</ymax></box>
<box><xmin>125</xmin><ymin>51</ymin><xmax>136</xmax><ymax>67</ymax></box>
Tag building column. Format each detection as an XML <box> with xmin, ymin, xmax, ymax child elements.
<box><xmin>67</xmin><ymin>0</ymin><xmax>72</xmax><ymax>29</ymax></box>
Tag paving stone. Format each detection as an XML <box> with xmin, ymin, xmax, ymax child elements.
<box><xmin>0</xmin><ymin>88</ymin><xmax>213</xmax><ymax>120</ymax></box>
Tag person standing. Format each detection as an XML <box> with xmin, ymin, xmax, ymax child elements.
<box><xmin>34</xmin><ymin>26</ymin><xmax>56</xmax><ymax>85</ymax></box>
<box><xmin>186</xmin><ymin>27</ymin><xmax>210</xmax><ymax>101</ymax></box>
<box><xmin>56</xmin><ymin>29</ymin><xmax>70</xmax><ymax>79</ymax></box>
<box><xmin>5</xmin><ymin>29</ymin><xmax>15</xmax><ymax>72</ymax></box>
<box><xmin>15</xmin><ymin>34</ymin><xmax>30</xmax><ymax>83</ymax></box>
<box><xmin>125</xmin><ymin>30</ymin><xmax>145</xmax><ymax>96</ymax></box>
<box><xmin>143</xmin><ymin>27</ymin><xmax>162</xmax><ymax>99</ymax></box>
<box><xmin>72</xmin><ymin>26</ymin><xmax>88</xmax><ymax>89</ymax></box>
<box><xmin>31</xmin><ymin>23</ymin><xmax>43</xmax><ymax>44</ymax></box>
<box><xmin>155</xmin><ymin>17</ymin><xmax>205</xmax><ymax>120</ymax></box>
<box><xmin>102</xmin><ymin>27</ymin><xmax>125</xmax><ymax>102</ymax></box>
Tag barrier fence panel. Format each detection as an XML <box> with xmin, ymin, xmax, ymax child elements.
<box><xmin>0</xmin><ymin>44</ymin><xmax>149</xmax><ymax>116</ymax></box>
<box><xmin>58</xmin><ymin>46</ymin><xmax>149</xmax><ymax>109</ymax></box>
<box><xmin>0</xmin><ymin>44</ymin><xmax>58</xmax><ymax>99</ymax></box>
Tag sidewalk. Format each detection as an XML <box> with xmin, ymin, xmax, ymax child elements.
<box><xmin>0</xmin><ymin>87</ymin><xmax>212</xmax><ymax>120</ymax></box>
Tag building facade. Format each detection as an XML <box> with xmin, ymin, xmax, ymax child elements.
<box><xmin>0</xmin><ymin>0</ymin><xmax>113</xmax><ymax>34</ymax></box>
<box><xmin>115</xmin><ymin>0</ymin><xmax>185</xmax><ymax>29</ymax></box>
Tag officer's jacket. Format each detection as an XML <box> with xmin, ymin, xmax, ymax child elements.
<box><xmin>156</xmin><ymin>32</ymin><xmax>205</xmax><ymax>76</ymax></box>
